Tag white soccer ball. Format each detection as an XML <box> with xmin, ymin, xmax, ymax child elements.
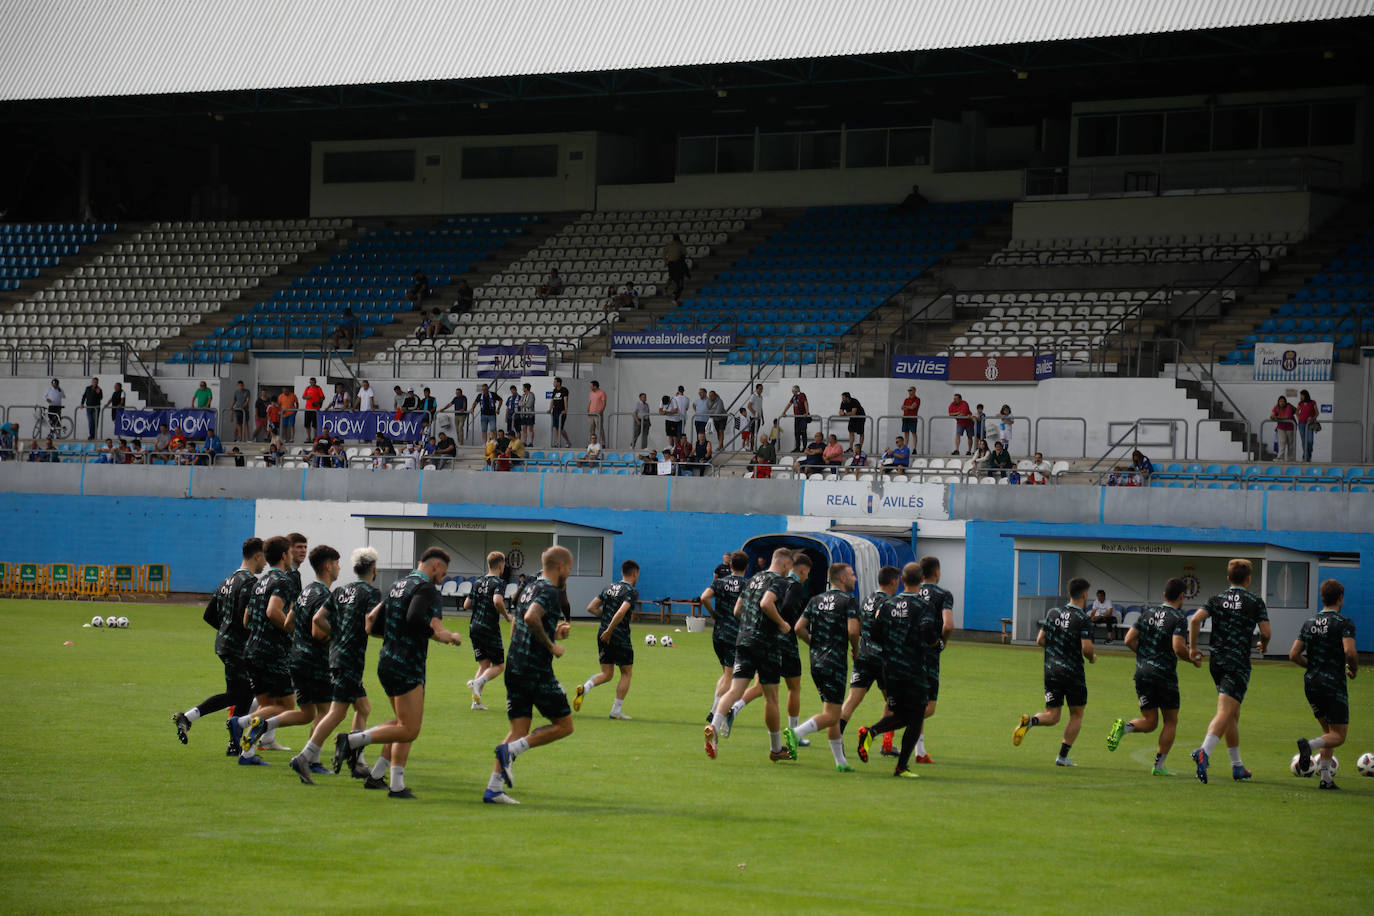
<box><xmin>644</xmin><ymin>634</ymin><xmax>657</xmax><ymax>646</ymax></box>
<box><xmin>116</xmin><ymin>616</ymin><xmax>129</xmax><ymax>628</ymax></box>
<box><xmin>105</xmin><ymin>616</ymin><xmax>119</xmax><ymax>628</ymax></box>
<box><xmin>1290</xmin><ymin>753</ymin><xmax>1316</xmax><ymax>777</ymax></box>
<box><xmin>661</xmin><ymin>635</ymin><xmax>674</xmax><ymax>647</ymax></box>
<box><xmin>91</xmin><ymin>615</ymin><xmax>104</xmax><ymax>627</ymax></box>
<box><xmin>1357</xmin><ymin>752</ymin><xmax>1374</xmax><ymax>776</ymax></box>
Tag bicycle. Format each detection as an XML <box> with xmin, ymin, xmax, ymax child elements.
<box><xmin>33</xmin><ymin>406</ymin><xmax>74</xmax><ymax>441</ymax></box>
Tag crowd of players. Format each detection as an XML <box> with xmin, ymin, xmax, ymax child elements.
<box><xmin>173</xmin><ymin>533</ymin><xmax>1360</xmax><ymax>801</ymax></box>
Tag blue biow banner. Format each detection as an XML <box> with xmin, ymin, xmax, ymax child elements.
<box><xmin>611</xmin><ymin>330</ymin><xmax>734</xmax><ymax>352</ymax></box>
<box><xmin>115</xmin><ymin>408</ymin><xmax>216</xmax><ymax>440</ymax></box>
<box><xmin>318</xmin><ymin>411</ymin><xmax>430</xmax><ymax>441</ymax></box>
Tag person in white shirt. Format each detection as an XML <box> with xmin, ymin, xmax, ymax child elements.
<box><xmin>357</xmin><ymin>381</ymin><xmax>377</xmax><ymax>411</ymax></box>
<box><xmin>1090</xmin><ymin>589</ymin><xmax>1118</xmax><ymax>643</ymax></box>
<box><xmin>746</xmin><ymin>383</ymin><xmax>764</xmax><ymax>444</ymax></box>
<box><xmin>632</xmin><ymin>393</ymin><xmax>651</xmax><ymax>449</ymax></box>
<box><xmin>997</xmin><ymin>404</ymin><xmax>1014</xmax><ymax>448</ymax></box>
<box><xmin>399</xmin><ymin>443</ymin><xmax>418</xmax><ymax>471</ymax></box>
<box><xmin>44</xmin><ymin>378</ymin><xmax>65</xmax><ymax>426</ymax></box>
<box><xmin>577</xmin><ymin>433</ymin><xmax>603</xmax><ymax>468</ymax></box>
<box><xmin>1026</xmin><ymin>451</ymin><xmax>1053</xmax><ymax>485</ymax></box>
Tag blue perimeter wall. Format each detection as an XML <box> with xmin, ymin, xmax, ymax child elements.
<box><xmin>426</xmin><ymin>503</ymin><xmax>787</xmax><ymax>603</ymax></box>
<box><xmin>963</xmin><ymin>520</ymin><xmax>1374</xmax><ymax>651</ymax></box>
<box><xmin>0</xmin><ymin>494</ymin><xmax>256</xmax><ymax>593</ymax></box>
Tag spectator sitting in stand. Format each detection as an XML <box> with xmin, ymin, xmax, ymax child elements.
<box><xmin>264</xmin><ymin>437</ymin><xmax>284</xmax><ymax>467</ymax></box>
<box><xmin>641</xmin><ymin>450</ymin><xmax>660</xmax><ymax>476</ymax></box>
<box><xmin>23</xmin><ymin>439</ymin><xmax>40</xmax><ymax>462</ymax></box>
<box><xmin>329</xmin><ymin>439</ymin><xmax>348</xmax><ymax>468</ymax></box>
<box><xmin>686</xmin><ymin>431</ymin><xmax>712</xmax><ymax>476</ymax></box>
<box><xmin>1026</xmin><ymin>451</ymin><xmax>1053</xmax><ymax>485</ymax></box>
<box><xmin>397</xmin><ymin>443</ymin><xmax>418</xmax><ymax>471</ymax></box>
<box><xmin>229</xmin><ymin>446</ymin><xmax>245</xmax><ymax>468</ymax></box>
<box><xmin>664</xmin><ymin>234</ymin><xmax>689</xmax><ymax>302</ymax></box>
<box><xmin>454</xmin><ymin>279</ymin><xmax>475</xmax><ymax>311</ymax></box>
<box><xmin>507</xmin><ymin>435</ymin><xmax>526</xmax><ymax>467</ymax></box>
<box><xmin>167</xmin><ymin>423</ymin><xmax>188</xmax><ymax>454</ymax></box>
<box><xmin>850</xmin><ymin>445</ymin><xmax>868</xmax><ymax>468</ymax></box>
<box><xmin>433</xmin><ymin>432</ymin><xmax>457</xmax><ymax>467</ymax></box>
<box><xmin>414</xmin><ymin>313</ymin><xmax>433</xmax><ymax>342</ymax></box>
<box><xmin>419</xmin><ymin>436</ymin><xmax>437</xmax><ymax>467</ymax></box>
<box><xmin>823</xmin><ymin>434</ymin><xmax>844</xmax><ymax>468</ymax></box>
<box><xmin>537</xmin><ymin>268</ymin><xmax>565</xmax><ymax>298</ymax></box>
<box><xmin>611</xmin><ymin>281</ymin><xmax>639</xmax><ymax>311</ymax></box>
<box><xmin>152</xmin><ymin>424</ymin><xmax>173</xmax><ymax>456</ymax></box>
<box><xmin>431</xmin><ymin>308</ymin><xmax>453</xmax><ymax>336</ymax></box>
<box><xmin>800</xmin><ymin>433</ymin><xmax>827</xmax><ymax>477</ymax></box>
<box><xmin>265</xmin><ymin>400</ymin><xmax>281</xmax><ymax>439</ymax></box>
<box><xmin>895</xmin><ymin>183</ymin><xmax>928</xmax><ymax>212</ymax></box>
<box><xmin>333</xmin><ymin>308</ymin><xmax>360</xmax><ymax>348</ymax></box>
<box><xmin>576</xmin><ymin>432</ymin><xmax>604</xmax><ymax>468</ymax></box>
<box><xmin>881</xmin><ymin>436</ymin><xmax>911</xmax><ymax>473</ymax></box>
<box><xmin>754</xmin><ymin>434</ymin><xmax>777</xmax><ymax>467</ymax></box>
<box><xmin>407</xmin><ymin>270</ymin><xmax>431</xmax><ymax>306</ymax></box>
<box><xmin>204</xmin><ymin>428</ymin><xmax>224</xmax><ymax>464</ymax></box>
<box><xmin>748</xmin><ymin>450</ymin><xmax>773</xmax><ymax>479</ymax></box>
<box><xmin>988</xmin><ymin>440</ymin><xmax>1014</xmax><ymax>478</ymax></box>
<box><xmin>1090</xmin><ymin>590</ymin><xmax>1118</xmax><ymax>643</ymax></box>
<box><xmin>1131</xmin><ymin>449</ymin><xmax>1154</xmax><ymax>482</ymax></box>
<box><xmin>669</xmin><ymin>435</ymin><xmax>691</xmax><ymax>474</ymax></box>
<box><xmin>94</xmin><ymin>438</ymin><xmax>116</xmax><ymax>463</ymax></box>
<box><xmin>129</xmin><ymin>439</ymin><xmax>146</xmax><ymax>464</ymax></box>
<box><xmin>0</xmin><ymin>422</ymin><xmax>16</xmax><ymax>461</ymax></box>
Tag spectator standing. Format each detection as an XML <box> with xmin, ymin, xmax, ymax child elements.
<box><xmin>402</xmin><ymin>387</ymin><xmax>419</xmax><ymax>412</ymax></box>
<box><xmin>660</xmin><ymin>395</ymin><xmax>681</xmax><ymax>449</ymax></box>
<box><xmin>407</xmin><ymin>270</ymin><xmax>431</xmax><ymax>306</ymax></box>
<box><xmin>783</xmin><ymin>385</ymin><xmax>811</xmax><ymax>453</ymax></box>
<box><xmin>519</xmin><ymin>383</ymin><xmax>536</xmax><ymax>446</ymax></box>
<box><xmin>475</xmin><ymin>383</ymin><xmax>501</xmax><ymax>442</ymax></box>
<box><xmin>44</xmin><ymin>378</ymin><xmax>64</xmax><ymax>428</ymax></box>
<box><xmin>357</xmin><ymin>380</ymin><xmax>377</xmax><ymax>411</ymax></box>
<box><xmin>277</xmin><ymin>387</ymin><xmax>299</xmax><ymax>443</ymax></box>
<box><xmin>537</xmin><ymin>268</ymin><xmax>565</xmax><ymax>298</ymax></box>
<box><xmin>687</xmin><ymin>431</ymin><xmax>713</xmax><ymax>476</ymax></box>
<box><xmin>447</xmin><ymin>387</ymin><xmax>468</xmax><ymax>444</ymax></box>
<box><xmin>231</xmin><ymin>381</ymin><xmax>251</xmax><ymax>441</ymax></box>
<box><xmin>1295</xmin><ymin>389</ymin><xmax>1318</xmax><ymax>462</ymax></box>
<box><xmin>419</xmin><ymin>387</ymin><xmax>438</xmax><ymax>426</ymax></box>
<box><xmin>900</xmin><ymin>386</ymin><xmax>921</xmax><ymax>452</ymax></box>
<box><xmin>664</xmin><ymin>234</ymin><xmax>689</xmax><ymax>302</ymax></box>
<box><xmin>328</xmin><ymin>383</ymin><xmax>349</xmax><ymax>411</ymax></box>
<box><xmin>503</xmin><ymin>385</ymin><xmax>520</xmax><ymax>436</ymax></box>
<box><xmin>948</xmin><ymin>393</ymin><xmax>974</xmax><ymax>455</ymax></box>
<box><xmin>192</xmin><ymin>381</ymin><xmax>213</xmax><ymax>411</ymax></box>
<box><xmin>265</xmin><ymin>399</ymin><xmax>281</xmax><ymax>440</ymax></box>
<box><xmin>691</xmin><ymin>388</ymin><xmax>711</xmax><ymax>441</ymax></box>
<box><xmin>734</xmin><ymin>408</ymin><xmax>751</xmax><ymax>450</ymax></box>
<box><xmin>839</xmin><ymin>391</ymin><xmax>866</xmax><ymax>453</ymax></box>
<box><xmin>996</xmin><ymin>404</ymin><xmax>1014</xmax><ymax>450</ymax></box>
<box><xmin>333</xmin><ymin>308</ymin><xmax>360</xmax><ymax>348</ymax></box>
<box><xmin>588</xmin><ymin>380</ymin><xmax>607</xmax><ymax>441</ymax></box>
<box><xmin>670</xmin><ymin>386</ymin><xmax>691</xmax><ymax>448</ymax></box>
<box><xmin>301</xmin><ymin>377</ymin><xmax>324</xmax><ymax>441</ymax></box>
<box><xmin>548</xmin><ymin>377</ymin><xmax>571</xmax><ymax>447</ymax></box>
<box><xmin>107</xmin><ymin>382</ymin><xmax>126</xmax><ymax>433</ymax></box>
<box><xmin>80</xmin><ymin>377</ymin><xmax>102</xmax><ymax>440</ymax></box>
<box><xmin>973</xmin><ymin>403</ymin><xmax>987</xmax><ymax>442</ymax></box>
<box><xmin>747</xmin><ymin>383</ymin><xmax>765</xmax><ymax>445</ymax></box>
<box><xmin>707</xmin><ymin>389</ymin><xmax>727</xmax><ymax>450</ymax></box>
<box><xmin>632</xmin><ymin>393</ymin><xmax>651</xmax><ymax>449</ymax></box>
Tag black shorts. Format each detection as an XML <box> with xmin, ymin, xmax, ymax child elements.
<box><xmin>551</xmin><ymin>412</ymin><xmax>567</xmax><ymax>429</ymax></box>
<box><xmin>504</xmin><ymin>671</ymin><xmax>571</xmax><ymax>721</ymax></box>
<box><xmin>330</xmin><ymin>672</ymin><xmax>367</xmax><ymax>705</ymax></box>
<box><xmin>470</xmin><ymin>628</ymin><xmax>505</xmax><ymax>665</ymax></box>
<box><xmin>218</xmin><ymin>651</ymin><xmax>253</xmax><ymax>699</ymax></box>
<box><xmin>1305</xmin><ymin>683</ymin><xmax>1349</xmax><ymax>725</ymax></box>
<box><xmin>780</xmin><ymin>638</ymin><xmax>803</xmax><ymax>680</ymax></box>
<box><xmin>712</xmin><ymin>636</ymin><xmax>736</xmax><ymax>668</ymax></box>
<box><xmin>1209</xmin><ymin>658</ymin><xmax>1250</xmax><ymax>703</ymax></box>
<box><xmin>885</xmin><ymin>680</ymin><xmax>927</xmax><ymax>719</ymax></box>
<box><xmin>1135</xmin><ymin>674</ymin><xmax>1180</xmax><ymax>712</ymax></box>
<box><xmin>848</xmin><ymin>418</ymin><xmax>865</xmax><ymax>434</ymax></box>
<box><xmin>732</xmin><ymin>642</ymin><xmax>781</xmax><ymax>686</ymax></box>
<box><xmin>598</xmin><ymin>640</ymin><xmax>634</xmax><ymax>667</ymax></box>
<box><xmin>665</xmin><ymin>420</ymin><xmax>682</xmax><ymax>438</ymax></box>
<box><xmin>233</xmin><ymin>408</ymin><xmax>248</xmax><ymax>426</ymax></box>
<box><xmin>303</xmin><ymin>410</ymin><xmax>318</xmax><ymax>427</ymax></box>
<box><xmin>849</xmin><ymin>656</ymin><xmax>885</xmax><ymax>692</ymax></box>
<box><xmin>924</xmin><ymin>654</ymin><xmax>942</xmax><ymax>703</ymax></box>
<box><xmin>712</xmin><ymin>417</ymin><xmax>726</xmax><ymax>433</ymax></box>
<box><xmin>1044</xmin><ymin>673</ymin><xmax>1087</xmax><ymax>708</ymax></box>
<box><xmin>378</xmin><ymin>660</ymin><xmax>424</xmax><ymax>698</ymax></box>
<box><xmin>292</xmin><ymin>664</ymin><xmax>332</xmax><ymax>706</ymax></box>
<box><xmin>245</xmin><ymin>655</ymin><xmax>293</xmax><ymax>698</ymax></box>
<box><xmin>901</xmin><ymin>419</ymin><xmax>919</xmax><ymax>435</ymax></box>
<box><xmin>811</xmin><ymin>665</ymin><xmax>847</xmax><ymax>706</ymax></box>
<box><xmin>519</xmin><ymin>413</ymin><xmax>535</xmax><ymax>427</ymax></box>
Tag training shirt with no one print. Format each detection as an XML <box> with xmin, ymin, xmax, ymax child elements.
<box><xmin>878</xmin><ymin>590</ymin><xmax>933</xmax><ymax>686</ymax></box>
<box><xmin>468</xmin><ymin>574</ymin><xmax>507</xmax><ymax>636</ymax></box>
<box><xmin>328</xmin><ymin>579</ymin><xmax>380</xmax><ymax>673</ymax></box>
<box><xmin>778</xmin><ymin>573</ymin><xmax>809</xmax><ymax>648</ymax></box>
<box><xmin>800</xmin><ymin>588</ymin><xmax>858</xmax><ymax>673</ymax></box>
<box><xmin>735</xmin><ymin>570</ymin><xmax>790</xmax><ymax>650</ymax></box>
<box><xmin>916</xmin><ymin>582</ymin><xmax>954</xmax><ymax>656</ymax></box>
<box><xmin>377</xmin><ymin>571</ymin><xmax>444</xmax><ymax>679</ymax></box>
<box><xmin>214</xmin><ymin>568</ymin><xmax>258</xmax><ymax>659</ymax></box>
<box><xmin>856</xmin><ymin>589</ymin><xmax>892</xmax><ymax>662</ymax></box>
<box><xmin>290</xmin><ymin>582</ymin><xmax>334</xmax><ymax>676</ymax></box>
<box><xmin>1133</xmin><ymin>604</ymin><xmax>1188</xmax><ymax>684</ymax></box>
<box><xmin>1201</xmin><ymin>586</ymin><xmax>1269</xmax><ymax>674</ymax></box>
<box><xmin>242</xmin><ymin>568</ymin><xmax>301</xmax><ymax>661</ymax></box>
<box><xmin>1040</xmin><ymin>604</ymin><xmax>1091</xmax><ymax>681</ymax></box>
<box><xmin>507</xmin><ymin>577</ymin><xmax>566</xmax><ymax>679</ymax></box>
<box><xmin>1299</xmin><ymin>610</ymin><xmax>1356</xmax><ymax>694</ymax></box>
<box><xmin>596</xmin><ymin>580</ymin><xmax>640</xmax><ymax>646</ymax></box>
<box><xmin>708</xmin><ymin>573</ymin><xmax>747</xmax><ymax>646</ymax></box>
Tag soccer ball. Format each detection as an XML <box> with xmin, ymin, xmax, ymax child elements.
<box><xmin>116</xmin><ymin>617</ymin><xmax>129</xmax><ymax>628</ymax></box>
<box><xmin>91</xmin><ymin>615</ymin><xmax>104</xmax><ymax>627</ymax></box>
<box><xmin>1290</xmin><ymin>753</ymin><xmax>1316</xmax><ymax>777</ymax></box>
<box><xmin>644</xmin><ymin>634</ymin><xmax>657</xmax><ymax>646</ymax></box>
<box><xmin>661</xmin><ymin>636</ymin><xmax>674</xmax><ymax>647</ymax></box>
<box><xmin>1357</xmin><ymin>752</ymin><xmax>1374</xmax><ymax>776</ymax></box>
<box><xmin>105</xmin><ymin>616</ymin><xmax>119</xmax><ymax>628</ymax></box>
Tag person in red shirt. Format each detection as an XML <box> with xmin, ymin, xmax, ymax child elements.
<box><xmin>1270</xmin><ymin>395</ymin><xmax>1296</xmax><ymax>462</ymax></box>
<box><xmin>301</xmin><ymin>377</ymin><xmax>325</xmax><ymax>442</ymax></box>
<box><xmin>1295</xmin><ymin>389</ymin><xmax>1318</xmax><ymax>462</ymax></box>
<box><xmin>948</xmin><ymin>393</ymin><xmax>974</xmax><ymax>456</ymax></box>
<box><xmin>901</xmin><ymin>386</ymin><xmax>921</xmax><ymax>453</ymax></box>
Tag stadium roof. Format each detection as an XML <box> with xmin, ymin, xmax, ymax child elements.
<box><xmin>2</xmin><ymin>0</ymin><xmax>1372</xmax><ymax>102</ymax></box>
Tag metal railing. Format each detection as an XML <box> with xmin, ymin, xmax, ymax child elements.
<box><xmin>1023</xmin><ymin>154</ymin><xmax>1343</xmax><ymax>199</ymax></box>
<box><xmin>1032</xmin><ymin>416</ymin><xmax>1088</xmax><ymax>458</ymax></box>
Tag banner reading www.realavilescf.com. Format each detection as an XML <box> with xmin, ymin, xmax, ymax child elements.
<box><xmin>1253</xmin><ymin>341</ymin><xmax>1333</xmax><ymax>382</ymax></box>
<box><xmin>612</xmin><ymin>330</ymin><xmax>734</xmax><ymax>352</ymax></box>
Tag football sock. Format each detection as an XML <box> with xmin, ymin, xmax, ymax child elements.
<box><xmin>730</xmin><ymin>699</ymin><xmax>746</xmax><ymax>715</ymax></box>
<box><xmin>611</xmin><ymin>698</ymin><xmax>624</xmax><ymax>715</ymax></box>
<box><xmin>1028</xmin><ymin>715</ymin><xmax>1040</xmax><ymax>728</ymax></box>
<box><xmin>788</xmin><ymin>716</ymin><xmax>800</xmax><ymax>730</ymax></box>
<box><xmin>710</xmin><ymin>713</ymin><xmax>728</xmax><ymax>734</ymax></box>
<box><xmin>829</xmin><ymin>738</ymin><xmax>848</xmax><ymax>767</ymax></box>
<box><xmin>265</xmin><ymin>716</ymin><xmax>281</xmax><ymax>730</ymax></box>
<box><xmin>1319</xmin><ymin>758</ymin><xmax>1334</xmax><ymax>776</ymax></box>
<box><xmin>357</xmin><ymin>750</ymin><xmax>368</xmax><ymax>768</ymax></box>
<box><xmin>914</xmin><ymin>734</ymin><xmax>926</xmax><ymax>757</ymax></box>
<box><xmin>473</xmin><ymin>674</ymin><xmax>488</xmax><ymax>692</ymax></box>
<box><xmin>303</xmin><ymin>741</ymin><xmax>321</xmax><ymax>764</ymax></box>
<box><xmin>1308</xmin><ymin>736</ymin><xmax>1326</xmax><ymax>750</ymax></box>
<box><xmin>486</xmin><ymin>771</ymin><xmax>504</xmax><ymax>793</ymax></box>
<box><xmin>1200</xmin><ymin>733</ymin><xmax>1221</xmax><ymax>756</ymax></box>
<box><xmin>582</xmin><ymin>677</ymin><xmax>597</xmax><ymax>693</ymax></box>
<box><xmin>793</xmin><ymin>718</ymin><xmax>819</xmax><ymax>740</ymax></box>
<box><xmin>897</xmin><ymin>718</ymin><xmax>924</xmax><ymax>769</ymax></box>
<box><xmin>347</xmin><ymin>730</ymin><xmax>372</xmax><ymax>749</ymax></box>
<box><xmin>839</xmin><ymin>718</ymin><xmax>849</xmax><ymax>734</ymax></box>
<box><xmin>508</xmin><ymin>737</ymin><xmax>531</xmax><ymax>759</ymax></box>
<box><xmin>184</xmin><ymin>708</ymin><xmax>202</xmax><ymax>723</ymax></box>
<box><xmin>236</xmin><ymin>714</ymin><xmax>253</xmax><ymax>729</ymax></box>
<box><xmin>371</xmin><ymin>756</ymin><xmax>389</xmax><ymax>779</ymax></box>
<box><xmin>769</xmin><ymin>731</ymin><xmax>783</xmax><ymax>753</ymax></box>
<box><xmin>249</xmin><ymin>699</ymin><xmax>260</xmax><ymax>714</ymax></box>
<box><xmin>1227</xmin><ymin>747</ymin><xmax>1243</xmax><ymax>767</ymax></box>
<box><xmin>389</xmin><ymin>766</ymin><xmax>405</xmax><ymax>792</ymax></box>
<box><xmin>1059</xmin><ymin>742</ymin><xmax>1072</xmax><ymax>759</ymax></box>
<box><xmin>1123</xmin><ymin>722</ymin><xmax>1137</xmax><ymax>733</ymax></box>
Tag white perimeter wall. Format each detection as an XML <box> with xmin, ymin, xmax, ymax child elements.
<box><xmin>253</xmin><ymin>499</ymin><xmax>426</xmax><ymax>591</ymax></box>
<box><xmin>1012</xmin><ymin>191</ymin><xmax>1343</xmax><ymax>241</ymax></box>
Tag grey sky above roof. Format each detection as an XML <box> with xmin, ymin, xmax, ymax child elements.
<box><xmin>2</xmin><ymin>0</ymin><xmax>1372</xmax><ymax>102</ymax></box>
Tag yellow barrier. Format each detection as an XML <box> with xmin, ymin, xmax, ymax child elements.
<box><xmin>108</xmin><ymin>564</ymin><xmax>139</xmax><ymax>600</ymax></box>
<box><xmin>17</xmin><ymin>563</ymin><xmax>42</xmax><ymax>598</ymax></box>
<box><xmin>47</xmin><ymin>562</ymin><xmax>75</xmax><ymax>599</ymax></box>
<box><xmin>77</xmin><ymin>564</ymin><xmax>108</xmax><ymax>600</ymax></box>
<box><xmin>0</xmin><ymin>561</ymin><xmax>9</xmax><ymax>597</ymax></box>
<box><xmin>142</xmin><ymin>564</ymin><xmax>170</xmax><ymax>596</ymax></box>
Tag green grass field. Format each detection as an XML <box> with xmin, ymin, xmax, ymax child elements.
<box><xmin>1</xmin><ymin>600</ymin><xmax>1370</xmax><ymax>914</ymax></box>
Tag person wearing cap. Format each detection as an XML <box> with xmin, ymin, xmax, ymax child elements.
<box><xmin>782</xmin><ymin>385</ymin><xmax>811</xmax><ymax>453</ymax></box>
<box><xmin>901</xmin><ymin>386</ymin><xmax>921</xmax><ymax>453</ymax></box>
<box><xmin>402</xmin><ymin>387</ymin><xmax>419</xmax><ymax>411</ymax></box>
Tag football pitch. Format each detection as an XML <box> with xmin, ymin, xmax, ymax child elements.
<box><xmin>1</xmin><ymin>601</ymin><xmax>1370</xmax><ymax>914</ymax></box>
